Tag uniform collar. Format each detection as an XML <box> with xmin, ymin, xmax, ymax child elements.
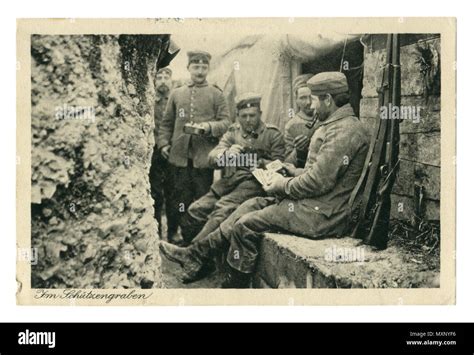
<box><xmin>319</xmin><ymin>104</ymin><xmax>355</xmax><ymax>126</ymax></box>
<box><xmin>186</xmin><ymin>80</ymin><xmax>209</xmax><ymax>88</ymax></box>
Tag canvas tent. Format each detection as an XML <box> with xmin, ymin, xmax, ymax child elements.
<box><xmin>207</xmin><ymin>33</ymin><xmax>364</xmax><ymax>131</ymax></box>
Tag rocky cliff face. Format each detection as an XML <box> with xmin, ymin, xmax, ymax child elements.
<box><xmin>31</xmin><ymin>35</ymin><xmax>169</xmax><ymax>288</ymax></box>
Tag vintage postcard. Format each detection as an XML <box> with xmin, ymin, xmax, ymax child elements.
<box><xmin>16</xmin><ymin>18</ymin><xmax>456</xmax><ymax>305</ymax></box>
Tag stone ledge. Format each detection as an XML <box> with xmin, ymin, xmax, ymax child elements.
<box><xmin>254</xmin><ymin>234</ymin><xmax>439</xmax><ymax>289</ymax></box>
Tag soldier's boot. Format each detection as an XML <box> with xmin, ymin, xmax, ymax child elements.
<box><xmin>221</xmin><ymin>263</ymin><xmax>252</xmax><ymax>289</ymax></box>
<box><xmin>159</xmin><ymin>230</ymin><xmax>227</xmax><ymax>284</ymax></box>
<box><xmin>180</xmin><ymin>212</ymin><xmax>204</xmax><ymax>246</ymax></box>
<box><xmin>159</xmin><ymin>241</ymin><xmax>203</xmax><ymax>282</ymax></box>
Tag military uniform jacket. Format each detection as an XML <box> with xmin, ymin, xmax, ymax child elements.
<box><xmin>157</xmin><ymin>80</ymin><xmax>231</xmax><ymax>168</ymax></box>
<box><xmin>284</xmin><ymin>111</ymin><xmax>318</xmax><ymax>167</ymax></box>
<box><xmin>283</xmin><ymin>104</ymin><xmax>370</xmax><ymax>237</ymax></box>
<box><xmin>209</xmin><ymin>122</ymin><xmax>285</xmax><ymax>196</ymax></box>
<box><xmin>153</xmin><ymin>91</ymin><xmax>169</xmax><ymax>148</ymax></box>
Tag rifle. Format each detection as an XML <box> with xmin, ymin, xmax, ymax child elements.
<box><xmin>349</xmin><ymin>34</ymin><xmax>401</xmax><ymax>250</ymax></box>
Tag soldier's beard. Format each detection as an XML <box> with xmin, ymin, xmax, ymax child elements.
<box><xmin>156</xmin><ymin>84</ymin><xmax>170</xmax><ymax>95</ymax></box>
<box><xmin>302</xmin><ymin>107</ymin><xmax>314</xmax><ymax>117</ymax></box>
<box><xmin>315</xmin><ymin>103</ymin><xmax>331</xmax><ymax>121</ymax></box>
<box><xmin>318</xmin><ymin>112</ymin><xmax>330</xmax><ymax>121</ymax></box>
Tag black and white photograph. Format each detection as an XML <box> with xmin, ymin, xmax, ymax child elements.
<box><xmin>1</xmin><ymin>1</ymin><xmax>473</xmax><ymax>351</ymax></box>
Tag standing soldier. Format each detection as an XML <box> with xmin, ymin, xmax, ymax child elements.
<box><xmin>284</xmin><ymin>73</ymin><xmax>318</xmax><ymax>168</ymax></box>
<box><xmin>179</xmin><ymin>93</ymin><xmax>286</xmax><ymax>250</ymax></box>
<box><xmin>158</xmin><ymin>50</ymin><xmax>231</xmax><ymax>244</ymax></box>
<box><xmin>149</xmin><ymin>67</ymin><xmax>177</xmax><ymax>240</ymax></box>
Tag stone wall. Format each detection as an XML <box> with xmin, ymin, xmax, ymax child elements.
<box><xmin>254</xmin><ymin>234</ymin><xmax>439</xmax><ymax>288</ymax></box>
<box><xmin>359</xmin><ymin>35</ymin><xmax>441</xmax><ymax>222</ymax></box>
<box><xmin>31</xmin><ymin>35</ymin><xmax>169</xmax><ymax>288</ymax></box>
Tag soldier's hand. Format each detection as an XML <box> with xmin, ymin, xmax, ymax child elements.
<box><xmin>282</xmin><ymin>162</ymin><xmax>297</xmax><ymax>177</ymax></box>
<box><xmin>262</xmin><ymin>172</ymin><xmax>287</xmax><ymax>195</ymax></box>
<box><xmin>161</xmin><ymin>145</ymin><xmax>171</xmax><ymax>160</ymax></box>
<box><xmin>227</xmin><ymin>144</ymin><xmax>244</xmax><ymax>156</ymax></box>
<box><xmin>196</xmin><ymin>122</ymin><xmax>211</xmax><ymax>135</ymax></box>
<box><xmin>294</xmin><ymin>135</ymin><xmax>309</xmax><ymax>151</ymax></box>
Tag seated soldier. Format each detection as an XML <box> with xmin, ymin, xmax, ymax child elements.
<box><xmin>284</xmin><ymin>73</ymin><xmax>319</xmax><ymax>168</ymax></box>
<box><xmin>176</xmin><ymin>93</ymin><xmax>285</xmax><ymax>259</ymax></box>
<box><xmin>160</xmin><ymin>72</ymin><xmax>370</xmax><ymax>288</ymax></box>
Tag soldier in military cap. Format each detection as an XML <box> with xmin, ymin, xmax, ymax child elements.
<box><xmin>284</xmin><ymin>73</ymin><xmax>319</xmax><ymax>168</ymax></box>
<box><xmin>157</xmin><ymin>50</ymin><xmax>231</xmax><ymax>244</ymax></box>
<box><xmin>149</xmin><ymin>67</ymin><xmax>177</xmax><ymax>239</ymax></box>
<box><xmin>160</xmin><ymin>93</ymin><xmax>285</xmax><ymax>280</ymax></box>
<box><xmin>159</xmin><ymin>71</ymin><xmax>370</xmax><ymax>288</ymax></box>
